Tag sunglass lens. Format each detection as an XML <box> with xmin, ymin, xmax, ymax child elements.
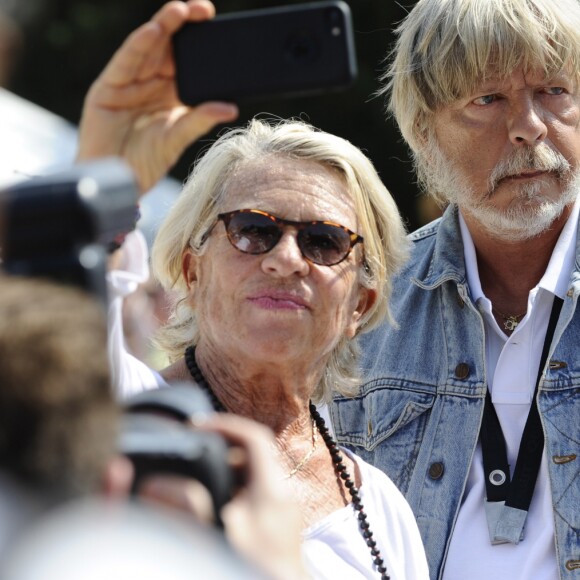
<box><xmin>299</xmin><ymin>224</ymin><xmax>350</xmax><ymax>265</ymax></box>
<box><xmin>227</xmin><ymin>212</ymin><xmax>281</xmax><ymax>254</ymax></box>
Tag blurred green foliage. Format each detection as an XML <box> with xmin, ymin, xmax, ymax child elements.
<box><xmin>9</xmin><ymin>0</ymin><xmax>424</xmax><ymax>229</ymax></box>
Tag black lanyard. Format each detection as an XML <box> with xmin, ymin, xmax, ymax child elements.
<box><xmin>480</xmin><ymin>296</ymin><xmax>563</xmax><ymax>544</ymax></box>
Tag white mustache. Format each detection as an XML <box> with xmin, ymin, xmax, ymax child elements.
<box><xmin>488</xmin><ymin>145</ymin><xmax>571</xmax><ymax>189</ymax></box>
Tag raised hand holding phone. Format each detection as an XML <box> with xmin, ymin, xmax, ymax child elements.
<box><xmin>76</xmin><ymin>0</ymin><xmax>239</xmax><ymax>195</ymax></box>
<box><xmin>76</xmin><ymin>1</ymin><xmax>357</xmax><ymax>197</ymax></box>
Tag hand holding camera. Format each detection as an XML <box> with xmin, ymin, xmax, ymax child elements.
<box><xmin>121</xmin><ymin>385</ymin><xmax>305</xmax><ymax>579</ymax></box>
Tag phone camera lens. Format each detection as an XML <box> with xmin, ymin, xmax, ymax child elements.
<box><xmin>325</xmin><ymin>8</ymin><xmax>343</xmax><ymax>36</ymax></box>
<box><xmin>285</xmin><ymin>34</ymin><xmax>319</xmax><ymax>64</ymax></box>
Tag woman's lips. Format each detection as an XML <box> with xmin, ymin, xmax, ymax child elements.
<box><xmin>248</xmin><ymin>291</ymin><xmax>309</xmax><ymax>310</ymax></box>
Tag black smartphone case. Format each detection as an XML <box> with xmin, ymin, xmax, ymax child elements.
<box><xmin>172</xmin><ymin>1</ymin><xmax>357</xmax><ymax>105</ymax></box>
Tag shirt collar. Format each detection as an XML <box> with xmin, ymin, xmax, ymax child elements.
<box><xmin>459</xmin><ymin>214</ymin><xmax>484</xmax><ymax>303</ymax></box>
<box><xmin>460</xmin><ymin>194</ymin><xmax>580</xmax><ymax>303</ymax></box>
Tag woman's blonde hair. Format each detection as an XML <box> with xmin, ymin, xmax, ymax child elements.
<box><xmin>380</xmin><ymin>0</ymin><xmax>580</xmax><ymax>203</ymax></box>
<box><xmin>152</xmin><ymin>118</ymin><xmax>409</xmax><ymax>403</ymax></box>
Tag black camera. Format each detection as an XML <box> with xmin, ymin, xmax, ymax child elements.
<box><xmin>0</xmin><ymin>158</ymin><xmax>138</xmax><ymax>304</ymax></box>
<box><xmin>120</xmin><ymin>383</ymin><xmax>238</xmax><ymax>528</ymax></box>
<box><xmin>0</xmin><ymin>160</ymin><xmax>236</xmax><ymax>528</ymax></box>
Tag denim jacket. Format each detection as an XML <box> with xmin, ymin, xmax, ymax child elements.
<box><xmin>330</xmin><ymin>205</ymin><xmax>580</xmax><ymax>579</ymax></box>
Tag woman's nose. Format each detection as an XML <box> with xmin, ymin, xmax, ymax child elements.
<box><xmin>260</xmin><ymin>231</ymin><xmax>310</xmax><ymax>277</ymax></box>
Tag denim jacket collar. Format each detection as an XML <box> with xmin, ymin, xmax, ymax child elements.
<box><xmin>407</xmin><ymin>205</ymin><xmax>467</xmax><ymax>291</ymax></box>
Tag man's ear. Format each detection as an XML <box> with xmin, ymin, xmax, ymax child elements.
<box><xmin>345</xmin><ymin>286</ymin><xmax>378</xmax><ymax>339</ymax></box>
<box><xmin>182</xmin><ymin>248</ymin><xmax>199</xmax><ymax>290</ymax></box>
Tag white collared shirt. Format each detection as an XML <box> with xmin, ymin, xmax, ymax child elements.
<box><xmin>442</xmin><ymin>196</ymin><xmax>579</xmax><ymax>580</ymax></box>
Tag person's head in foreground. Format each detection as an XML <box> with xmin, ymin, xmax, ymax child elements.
<box><xmin>0</xmin><ymin>276</ymin><xmax>116</xmax><ymax>500</ymax></box>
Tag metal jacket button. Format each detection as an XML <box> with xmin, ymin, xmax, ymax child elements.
<box><xmin>428</xmin><ymin>462</ymin><xmax>444</xmax><ymax>480</ymax></box>
<box><xmin>548</xmin><ymin>360</ymin><xmax>567</xmax><ymax>370</ymax></box>
<box><xmin>455</xmin><ymin>363</ymin><xmax>470</xmax><ymax>379</ymax></box>
<box><xmin>553</xmin><ymin>454</ymin><xmax>576</xmax><ymax>464</ymax></box>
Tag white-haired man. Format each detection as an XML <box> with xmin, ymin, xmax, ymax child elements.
<box><xmin>330</xmin><ymin>0</ymin><xmax>580</xmax><ymax>578</ymax></box>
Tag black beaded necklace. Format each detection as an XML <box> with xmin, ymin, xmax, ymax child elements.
<box><xmin>184</xmin><ymin>346</ymin><xmax>390</xmax><ymax>580</ymax></box>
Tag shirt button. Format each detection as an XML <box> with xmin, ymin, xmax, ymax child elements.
<box><xmin>455</xmin><ymin>363</ymin><xmax>470</xmax><ymax>379</ymax></box>
<box><xmin>428</xmin><ymin>462</ymin><xmax>445</xmax><ymax>480</ymax></box>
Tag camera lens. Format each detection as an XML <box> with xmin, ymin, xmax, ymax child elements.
<box><xmin>325</xmin><ymin>7</ymin><xmax>343</xmax><ymax>36</ymax></box>
<box><xmin>285</xmin><ymin>34</ymin><xmax>319</xmax><ymax>64</ymax></box>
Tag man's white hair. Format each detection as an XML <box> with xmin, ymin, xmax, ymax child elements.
<box><xmin>380</xmin><ymin>0</ymin><xmax>580</xmax><ymax>204</ymax></box>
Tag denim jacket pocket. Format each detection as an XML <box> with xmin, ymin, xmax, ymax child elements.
<box><xmin>331</xmin><ymin>382</ymin><xmax>436</xmax><ymax>493</ymax></box>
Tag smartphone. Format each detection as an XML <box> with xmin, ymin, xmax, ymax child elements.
<box><xmin>172</xmin><ymin>1</ymin><xmax>357</xmax><ymax>106</ymax></box>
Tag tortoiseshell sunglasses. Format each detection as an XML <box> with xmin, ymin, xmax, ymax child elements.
<box><xmin>207</xmin><ymin>208</ymin><xmax>363</xmax><ymax>266</ymax></box>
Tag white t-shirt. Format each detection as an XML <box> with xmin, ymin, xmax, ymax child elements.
<box><xmin>442</xmin><ymin>201</ymin><xmax>579</xmax><ymax>580</ymax></box>
<box><xmin>303</xmin><ymin>450</ymin><xmax>429</xmax><ymax>580</ymax></box>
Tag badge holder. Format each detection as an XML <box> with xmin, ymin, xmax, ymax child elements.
<box><xmin>485</xmin><ymin>501</ymin><xmax>526</xmax><ymax>545</ymax></box>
